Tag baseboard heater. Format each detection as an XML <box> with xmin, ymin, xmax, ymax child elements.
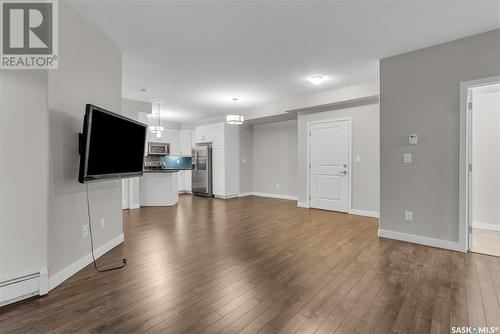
<box><xmin>0</xmin><ymin>269</ymin><xmax>48</xmax><ymax>307</ymax></box>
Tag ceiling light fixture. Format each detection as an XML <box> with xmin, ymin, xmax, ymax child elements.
<box><xmin>149</xmin><ymin>100</ymin><xmax>165</xmax><ymax>139</ymax></box>
<box><xmin>226</xmin><ymin>98</ymin><xmax>244</xmax><ymax>125</ymax></box>
<box><xmin>307</xmin><ymin>75</ymin><xmax>327</xmax><ymax>86</ymax></box>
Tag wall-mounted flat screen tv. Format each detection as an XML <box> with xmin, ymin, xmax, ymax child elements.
<box><xmin>78</xmin><ymin>104</ymin><xmax>147</xmax><ymax>183</ymax></box>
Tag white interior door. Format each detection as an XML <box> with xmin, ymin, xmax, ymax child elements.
<box><xmin>309</xmin><ymin>120</ymin><xmax>350</xmax><ymax>212</ymax></box>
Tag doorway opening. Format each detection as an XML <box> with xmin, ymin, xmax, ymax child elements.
<box><xmin>460</xmin><ymin>76</ymin><xmax>500</xmax><ymax>256</ymax></box>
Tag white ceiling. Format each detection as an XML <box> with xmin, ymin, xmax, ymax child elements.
<box><xmin>68</xmin><ymin>0</ymin><xmax>500</xmax><ymax>122</ymax></box>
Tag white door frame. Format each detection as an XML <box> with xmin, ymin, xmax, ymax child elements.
<box><xmin>306</xmin><ymin>117</ymin><xmax>352</xmax><ymax>212</ymax></box>
<box><xmin>459</xmin><ymin>75</ymin><xmax>500</xmax><ymax>252</ymax></box>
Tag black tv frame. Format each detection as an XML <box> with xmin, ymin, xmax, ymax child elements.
<box><xmin>78</xmin><ymin>104</ymin><xmax>147</xmax><ymax>183</ymax></box>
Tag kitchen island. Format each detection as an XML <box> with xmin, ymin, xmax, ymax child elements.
<box><xmin>139</xmin><ymin>170</ymin><xmax>179</xmax><ymax>206</ymax></box>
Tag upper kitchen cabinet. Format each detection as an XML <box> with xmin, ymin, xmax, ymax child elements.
<box><xmin>179</xmin><ymin>129</ymin><xmax>193</xmax><ymax>156</ymax></box>
<box><xmin>195</xmin><ymin>123</ymin><xmax>225</xmax><ymax>145</ymax></box>
<box><xmin>161</xmin><ymin>129</ymin><xmax>181</xmax><ymax>154</ymax></box>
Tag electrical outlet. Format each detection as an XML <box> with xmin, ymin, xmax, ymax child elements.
<box><xmin>403</xmin><ymin>153</ymin><xmax>412</xmax><ymax>164</ymax></box>
<box><xmin>100</xmin><ymin>217</ymin><xmax>105</xmax><ymax>230</ymax></box>
<box><xmin>82</xmin><ymin>224</ymin><xmax>89</xmax><ymax>238</ymax></box>
<box><xmin>404</xmin><ymin>211</ymin><xmax>414</xmax><ymax>222</ymax></box>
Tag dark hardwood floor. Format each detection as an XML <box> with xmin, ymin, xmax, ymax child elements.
<box><xmin>1</xmin><ymin>195</ymin><xmax>499</xmax><ymax>333</ymax></box>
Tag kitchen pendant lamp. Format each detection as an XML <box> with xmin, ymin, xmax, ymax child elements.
<box><xmin>226</xmin><ymin>98</ymin><xmax>244</xmax><ymax>125</ymax></box>
<box><xmin>149</xmin><ymin>101</ymin><xmax>165</xmax><ymax>138</ymax></box>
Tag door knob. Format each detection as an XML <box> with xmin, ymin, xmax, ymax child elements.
<box><xmin>341</xmin><ymin>170</ymin><xmax>347</xmax><ymax>174</ymax></box>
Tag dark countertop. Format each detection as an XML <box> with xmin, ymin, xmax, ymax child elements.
<box><xmin>143</xmin><ymin>169</ymin><xmax>179</xmax><ymax>174</ymax></box>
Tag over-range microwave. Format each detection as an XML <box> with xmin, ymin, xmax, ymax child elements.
<box><xmin>147</xmin><ymin>142</ymin><xmax>170</xmax><ymax>156</ymax></box>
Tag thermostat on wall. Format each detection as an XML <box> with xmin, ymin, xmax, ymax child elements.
<box><xmin>409</xmin><ymin>134</ymin><xmax>418</xmax><ymax>145</ymax></box>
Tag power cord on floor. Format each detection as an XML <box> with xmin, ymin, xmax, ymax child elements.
<box><xmin>85</xmin><ymin>183</ymin><xmax>127</xmax><ymax>272</ymax></box>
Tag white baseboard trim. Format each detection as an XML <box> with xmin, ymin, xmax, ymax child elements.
<box><xmin>0</xmin><ymin>268</ymin><xmax>48</xmax><ymax>307</ymax></box>
<box><xmin>378</xmin><ymin>229</ymin><xmax>464</xmax><ymax>252</ymax></box>
<box><xmin>214</xmin><ymin>194</ymin><xmax>239</xmax><ymax>199</ymax></box>
<box><xmin>129</xmin><ymin>203</ymin><xmax>140</xmax><ymax>209</ymax></box>
<box><xmin>349</xmin><ymin>209</ymin><xmax>379</xmax><ymax>218</ymax></box>
<box><xmin>472</xmin><ymin>221</ymin><xmax>500</xmax><ymax>232</ymax></box>
<box><xmin>297</xmin><ymin>202</ymin><xmax>309</xmax><ymax>208</ymax></box>
<box><xmin>215</xmin><ymin>195</ymin><xmax>239</xmax><ymax>199</ymax></box>
<box><xmin>239</xmin><ymin>192</ymin><xmax>297</xmax><ymax>201</ymax></box>
<box><xmin>49</xmin><ymin>233</ymin><xmax>124</xmax><ymax>291</ymax></box>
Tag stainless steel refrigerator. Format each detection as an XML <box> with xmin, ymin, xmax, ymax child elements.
<box><xmin>192</xmin><ymin>143</ymin><xmax>213</xmax><ymax>197</ymax></box>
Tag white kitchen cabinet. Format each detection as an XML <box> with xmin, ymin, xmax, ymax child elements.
<box><xmin>179</xmin><ymin>129</ymin><xmax>193</xmax><ymax>156</ymax></box>
<box><xmin>195</xmin><ymin>123</ymin><xmax>224</xmax><ymax>145</ymax></box>
<box><xmin>162</xmin><ymin>129</ymin><xmax>181</xmax><ymax>155</ymax></box>
<box><xmin>212</xmin><ymin>145</ymin><xmax>226</xmax><ymax>196</ymax></box>
<box><xmin>177</xmin><ymin>170</ymin><xmax>193</xmax><ymax>193</ymax></box>
<box><xmin>177</xmin><ymin>170</ymin><xmax>184</xmax><ymax>191</ymax></box>
<box><xmin>177</xmin><ymin>129</ymin><xmax>193</xmax><ymax>192</ymax></box>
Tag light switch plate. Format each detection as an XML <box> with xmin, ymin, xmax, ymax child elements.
<box><xmin>403</xmin><ymin>153</ymin><xmax>412</xmax><ymax>164</ymax></box>
<box><xmin>355</xmin><ymin>156</ymin><xmax>361</xmax><ymax>163</ymax></box>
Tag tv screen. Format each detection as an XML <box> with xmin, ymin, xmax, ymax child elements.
<box><xmin>78</xmin><ymin>104</ymin><xmax>147</xmax><ymax>183</ymax></box>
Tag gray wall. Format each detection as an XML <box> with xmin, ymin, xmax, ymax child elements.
<box><xmin>239</xmin><ymin>125</ymin><xmax>253</xmax><ymax>194</ymax></box>
<box><xmin>380</xmin><ymin>29</ymin><xmax>500</xmax><ymax>242</ymax></box>
<box><xmin>472</xmin><ymin>88</ymin><xmax>500</xmax><ymax>227</ymax></box>
<box><xmin>121</xmin><ymin>98</ymin><xmax>151</xmax><ymax>120</ymax></box>
<box><xmin>0</xmin><ymin>71</ymin><xmax>49</xmax><ymax>281</ymax></box>
<box><xmin>297</xmin><ymin>102</ymin><xmax>380</xmax><ymax>213</ymax></box>
<box><xmin>48</xmin><ymin>1</ymin><xmax>123</xmax><ymax>276</ymax></box>
<box><xmin>252</xmin><ymin>120</ymin><xmax>298</xmax><ymax>197</ymax></box>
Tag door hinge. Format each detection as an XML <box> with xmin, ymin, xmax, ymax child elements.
<box><xmin>309</xmin><ymin>131</ymin><xmax>311</xmax><ymax>136</ymax></box>
<box><xmin>468</xmin><ymin>226</ymin><xmax>473</xmax><ymax>233</ymax></box>
<box><xmin>468</xmin><ymin>164</ymin><xmax>472</xmax><ymax>172</ymax></box>
<box><xmin>309</xmin><ymin>163</ymin><xmax>311</xmax><ymax>169</ymax></box>
<box><xmin>467</xmin><ymin>102</ymin><xmax>473</xmax><ymax>111</ymax></box>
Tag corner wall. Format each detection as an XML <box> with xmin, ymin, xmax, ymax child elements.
<box><xmin>251</xmin><ymin>120</ymin><xmax>298</xmax><ymax>199</ymax></box>
<box><xmin>47</xmin><ymin>1</ymin><xmax>123</xmax><ymax>282</ymax></box>
<box><xmin>380</xmin><ymin>29</ymin><xmax>500</xmax><ymax>250</ymax></box>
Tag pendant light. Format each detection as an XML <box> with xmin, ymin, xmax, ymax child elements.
<box><xmin>226</xmin><ymin>98</ymin><xmax>244</xmax><ymax>125</ymax></box>
<box><xmin>149</xmin><ymin>100</ymin><xmax>164</xmax><ymax>139</ymax></box>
